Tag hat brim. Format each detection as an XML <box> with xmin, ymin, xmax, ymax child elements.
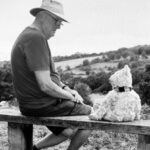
<box><xmin>30</xmin><ymin>8</ymin><xmax>68</xmax><ymax>23</ymax></box>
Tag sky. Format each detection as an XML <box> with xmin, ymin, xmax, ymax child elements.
<box><xmin>1</xmin><ymin>0</ymin><xmax>150</xmax><ymax>61</ymax></box>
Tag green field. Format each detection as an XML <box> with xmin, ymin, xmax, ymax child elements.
<box><xmin>55</xmin><ymin>56</ymin><xmax>103</xmax><ymax>70</ymax></box>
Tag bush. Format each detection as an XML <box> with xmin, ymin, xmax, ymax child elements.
<box><xmin>83</xmin><ymin>72</ymin><xmax>111</xmax><ymax>93</ymax></box>
<box><xmin>0</xmin><ymin>63</ymin><xmax>15</xmax><ymax>102</ymax></box>
<box><xmin>61</xmin><ymin>72</ymin><xmax>74</xmax><ymax>85</ymax></box>
<box><xmin>83</xmin><ymin>59</ymin><xmax>90</xmax><ymax>66</ymax></box>
<box><xmin>139</xmin><ymin>81</ymin><xmax>150</xmax><ymax>105</ymax></box>
<box><xmin>65</xmin><ymin>65</ymin><xmax>71</xmax><ymax>71</ymax></box>
<box><xmin>117</xmin><ymin>61</ymin><xmax>129</xmax><ymax>69</ymax></box>
<box><xmin>132</xmin><ymin>70</ymin><xmax>143</xmax><ymax>86</ymax></box>
<box><xmin>74</xmin><ymin>82</ymin><xmax>93</xmax><ymax>106</ymax></box>
<box><xmin>91</xmin><ymin>58</ymin><xmax>101</xmax><ymax>64</ymax></box>
<box><xmin>145</xmin><ymin>64</ymin><xmax>150</xmax><ymax>72</ymax></box>
<box><xmin>80</xmin><ymin>66</ymin><xmax>92</xmax><ymax>75</ymax></box>
<box><xmin>134</xmin><ymin>65</ymin><xmax>150</xmax><ymax>105</ymax></box>
<box><xmin>131</xmin><ymin>62</ymin><xmax>139</xmax><ymax>68</ymax></box>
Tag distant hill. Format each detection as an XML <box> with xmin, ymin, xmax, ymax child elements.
<box><xmin>53</xmin><ymin>52</ymin><xmax>100</xmax><ymax>62</ymax></box>
<box><xmin>0</xmin><ymin>44</ymin><xmax>150</xmax><ymax>67</ymax></box>
<box><xmin>104</xmin><ymin>44</ymin><xmax>150</xmax><ymax>61</ymax></box>
<box><xmin>53</xmin><ymin>44</ymin><xmax>150</xmax><ymax>62</ymax></box>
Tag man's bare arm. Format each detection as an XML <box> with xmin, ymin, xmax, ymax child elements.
<box><xmin>59</xmin><ymin>81</ymin><xmax>84</xmax><ymax>104</ymax></box>
<box><xmin>34</xmin><ymin>70</ymin><xmax>75</xmax><ymax>101</ymax></box>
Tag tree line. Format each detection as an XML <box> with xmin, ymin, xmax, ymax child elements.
<box><xmin>53</xmin><ymin>44</ymin><xmax>150</xmax><ymax>62</ymax></box>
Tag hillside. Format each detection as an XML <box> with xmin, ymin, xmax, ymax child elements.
<box><xmin>55</xmin><ymin>55</ymin><xmax>103</xmax><ymax>70</ymax></box>
<box><xmin>53</xmin><ymin>44</ymin><xmax>150</xmax><ymax>63</ymax></box>
<box><xmin>53</xmin><ymin>44</ymin><xmax>150</xmax><ymax>80</ymax></box>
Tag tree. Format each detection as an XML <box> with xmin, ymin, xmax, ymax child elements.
<box><xmin>130</xmin><ymin>55</ymin><xmax>139</xmax><ymax>61</ymax></box>
<box><xmin>65</xmin><ymin>65</ymin><xmax>71</xmax><ymax>71</ymax></box>
<box><xmin>107</xmin><ymin>53</ymin><xmax>115</xmax><ymax>60</ymax></box>
<box><xmin>141</xmin><ymin>51</ymin><xmax>148</xmax><ymax>59</ymax></box>
<box><xmin>83</xmin><ymin>59</ymin><xmax>90</xmax><ymax>66</ymax></box>
<box><xmin>91</xmin><ymin>58</ymin><xmax>101</xmax><ymax>64</ymax></box>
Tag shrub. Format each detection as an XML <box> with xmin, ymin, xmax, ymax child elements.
<box><xmin>61</xmin><ymin>72</ymin><xmax>74</xmax><ymax>85</ymax></box>
<box><xmin>131</xmin><ymin>62</ymin><xmax>139</xmax><ymax>68</ymax></box>
<box><xmin>145</xmin><ymin>64</ymin><xmax>150</xmax><ymax>72</ymax></box>
<box><xmin>135</xmin><ymin>65</ymin><xmax>150</xmax><ymax>105</ymax></box>
<box><xmin>74</xmin><ymin>82</ymin><xmax>93</xmax><ymax>106</ymax></box>
<box><xmin>132</xmin><ymin>70</ymin><xmax>143</xmax><ymax>86</ymax></box>
<box><xmin>91</xmin><ymin>58</ymin><xmax>101</xmax><ymax>64</ymax></box>
<box><xmin>117</xmin><ymin>61</ymin><xmax>129</xmax><ymax>69</ymax></box>
<box><xmin>139</xmin><ymin>81</ymin><xmax>150</xmax><ymax>105</ymax></box>
<box><xmin>0</xmin><ymin>63</ymin><xmax>15</xmax><ymax>102</ymax></box>
<box><xmin>87</xmin><ymin>72</ymin><xmax>110</xmax><ymax>91</ymax></box>
<box><xmin>80</xmin><ymin>66</ymin><xmax>92</xmax><ymax>75</ymax></box>
<box><xmin>83</xmin><ymin>59</ymin><xmax>90</xmax><ymax>66</ymax></box>
<box><xmin>65</xmin><ymin>65</ymin><xmax>71</xmax><ymax>71</ymax></box>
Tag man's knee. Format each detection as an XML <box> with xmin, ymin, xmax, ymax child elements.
<box><xmin>71</xmin><ymin>103</ymin><xmax>92</xmax><ymax>116</ymax></box>
<box><xmin>78</xmin><ymin>129</ymin><xmax>91</xmax><ymax>136</ymax></box>
<box><xmin>61</xmin><ymin>128</ymin><xmax>77</xmax><ymax>138</ymax></box>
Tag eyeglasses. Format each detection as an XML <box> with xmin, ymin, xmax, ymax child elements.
<box><xmin>45</xmin><ymin>11</ymin><xmax>63</xmax><ymax>26</ymax></box>
<box><xmin>54</xmin><ymin>17</ymin><xmax>63</xmax><ymax>26</ymax></box>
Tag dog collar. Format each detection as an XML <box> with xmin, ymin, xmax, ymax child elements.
<box><xmin>114</xmin><ymin>86</ymin><xmax>133</xmax><ymax>92</ymax></box>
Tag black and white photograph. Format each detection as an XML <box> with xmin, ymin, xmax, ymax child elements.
<box><xmin>0</xmin><ymin>0</ymin><xmax>150</xmax><ymax>150</ymax></box>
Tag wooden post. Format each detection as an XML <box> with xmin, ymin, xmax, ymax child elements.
<box><xmin>8</xmin><ymin>122</ymin><xmax>33</xmax><ymax>150</ymax></box>
<box><xmin>137</xmin><ymin>135</ymin><xmax>150</xmax><ymax>150</ymax></box>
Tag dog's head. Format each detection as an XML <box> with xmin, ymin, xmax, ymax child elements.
<box><xmin>109</xmin><ymin>65</ymin><xmax>132</xmax><ymax>89</ymax></box>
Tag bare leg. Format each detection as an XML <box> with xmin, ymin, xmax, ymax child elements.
<box><xmin>67</xmin><ymin>129</ymin><xmax>91</xmax><ymax>150</ymax></box>
<box><xmin>35</xmin><ymin>133</ymin><xmax>67</xmax><ymax>149</ymax></box>
<box><xmin>35</xmin><ymin>128</ymin><xmax>76</xmax><ymax>149</ymax></box>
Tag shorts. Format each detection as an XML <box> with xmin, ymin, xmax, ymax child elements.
<box><xmin>21</xmin><ymin>98</ymin><xmax>92</xmax><ymax>135</ymax></box>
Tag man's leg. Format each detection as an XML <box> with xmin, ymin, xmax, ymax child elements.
<box><xmin>35</xmin><ymin>100</ymin><xmax>92</xmax><ymax>149</ymax></box>
<box><xmin>65</xmin><ymin>102</ymin><xmax>92</xmax><ymax>150</ymax></box>
<box><xmin>67</xmin><ymin>129</ymin><xmax>91</xmax><ymax>150</ymax></box>
<box><xmin>35</xmin><ymin>128</ymin><xmax>76</xmax><ymax>149</ymax></box>
<box><xmin>35</xmin><ymin>133</ymin><xmax>67</xmax><ymax>149</ymax></box>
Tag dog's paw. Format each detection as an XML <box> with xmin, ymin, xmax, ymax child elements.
<box><xmin>89</xmin><ymin>113</ymin><xmax>99</xmax><ymax>120</ymax></box>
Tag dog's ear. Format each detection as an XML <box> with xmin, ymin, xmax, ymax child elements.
<box><xmin>124</xmin><ymin>65</ymin><xmax>130</xmax><ymax>76</ymax></box>
<box><xmin>123</xmin><ymin>65</ymin><xmax>132</xmax><ymax>86</ymax></box>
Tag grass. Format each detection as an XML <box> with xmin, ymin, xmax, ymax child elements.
<box><xmin>55</xmin><ymin>56</ymin><xmax>103</xmax><ymax>70</ymax></box>
<box><xmin>0</xmin><ymin>122</ymin><xmax>138</xmax><ymax>150</ymax></box>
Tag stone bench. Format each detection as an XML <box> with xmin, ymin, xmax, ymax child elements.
<box><xmin>0</xmin><ymin>108</ymin><xmax>150</xmax><ymax>150</ymax></box>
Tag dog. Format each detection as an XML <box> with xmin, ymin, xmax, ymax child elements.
<box><xmin>89</xmin><ymin>65</ymin><xmax>141</xmax><ymax>122</ymax></box>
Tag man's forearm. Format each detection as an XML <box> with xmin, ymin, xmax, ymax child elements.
<box><xmin>34</xmin><ymin>71</ymin><xmax>75</xmax><ymax>100</ymax></box>
<box><xmin>41</xmin><ymin>80</ymin><xmax>74</xmax><ymax>100</ymax></box>
<box><xmin>60</xmin><ymin>82</ymin><xmax>72</xmax><ymax>92</ymax></box>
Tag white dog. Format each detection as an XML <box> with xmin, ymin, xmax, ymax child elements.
<box><xmin>89</xmin><ymin>65</ymin><xmax>141</xmax><ymax>122</ymax></box>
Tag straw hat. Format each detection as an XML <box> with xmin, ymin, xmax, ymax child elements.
<box><xmin>30</xmin><ymin>0</ymin><xmax>68</xmax><ymax>22</ymax></box>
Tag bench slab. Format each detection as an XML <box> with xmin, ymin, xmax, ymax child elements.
<box><xmin>1</xmin><ymin>108</ymin><xmax>150</xmax><ymax>150</ymax></box>
<box><xmin>0</xmin><ymin>108</ymin><xmax>150</xmax><ymax>135</ymax></box>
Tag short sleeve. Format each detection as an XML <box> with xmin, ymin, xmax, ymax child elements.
<box><xmin>24</xmin><ymin>34</ymin><xmax>50</xmax><ymax>71</ymax></box>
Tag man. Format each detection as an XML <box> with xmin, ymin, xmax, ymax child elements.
<box><xmin>11</xmin><ymin>0</ymin><xmax>92</xmax><ymax>150</ymax></box>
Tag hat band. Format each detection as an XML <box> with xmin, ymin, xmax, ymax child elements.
<box><xmin>41</xmin><ymin>4</ymin><xmax>64</xmax><ymax>14</ymax></box>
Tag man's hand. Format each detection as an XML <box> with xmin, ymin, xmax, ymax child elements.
<box><xmin>69</xmin><ymin>90</ymin><xmax>84</xmax><ymax>104</ymax></box>
<box><xmin>61</xmin><ymin>83</ymin><xmax>84</xmax><ymax>104</ymax></box>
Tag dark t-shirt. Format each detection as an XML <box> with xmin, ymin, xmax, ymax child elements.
<box><xmin>11</xmin><ymin>27</ymin><xmax>61</xmax><ymax>110</ymax></box>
